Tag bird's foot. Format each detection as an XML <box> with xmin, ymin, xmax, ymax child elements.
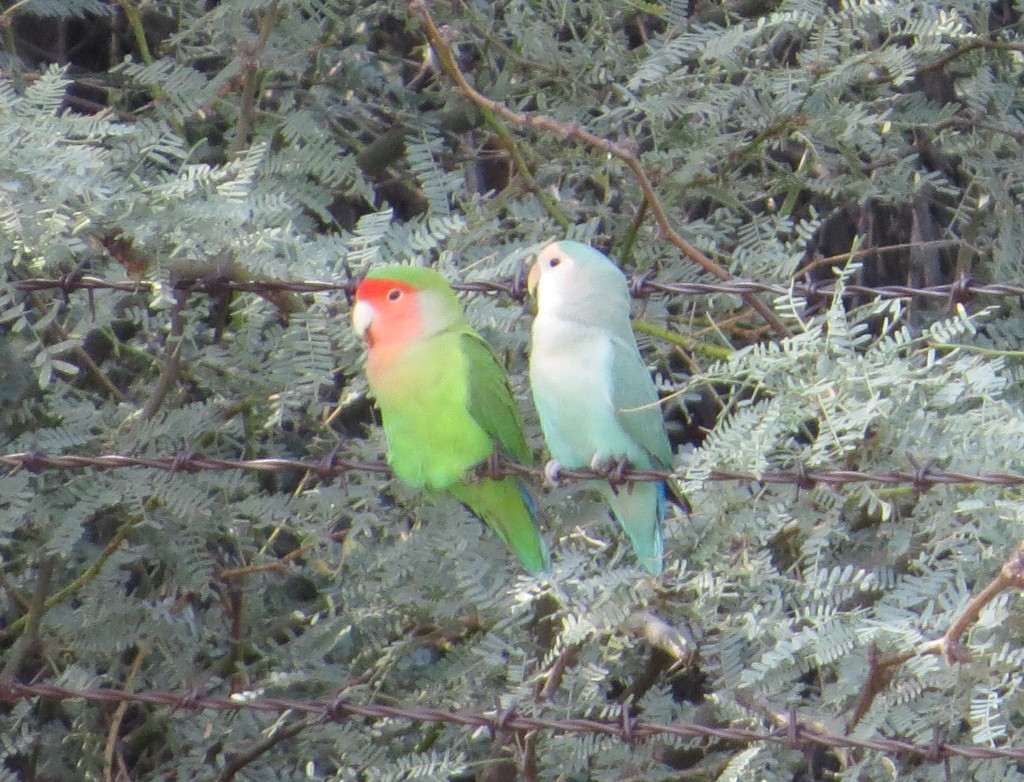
<box><xmin>591</xmin><ymin>453</ymin><xmax>632</xmax><ymax>494</ymax></box>
<box><xmin>543</xmin><ymin>459</ymin><xmax>564</xmax><ymax>488</ymax></box>
<box><xmin>482</xmin><ymin>447</ymin><xmax>504</xmax><ymax>481</ymax></box>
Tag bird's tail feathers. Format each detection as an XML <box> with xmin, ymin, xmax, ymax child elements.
<box><xmin>450</xmin><ymin>477</ymin><xmax>551</xmax><ymax>573</ymax></box>
<box><xmin>601</xmin><ymin>480</ymin><xmax>665</xmax><ymax>575</ymax></box>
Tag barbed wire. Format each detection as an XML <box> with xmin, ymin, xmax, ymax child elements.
<box><xmin>2</xmin><ymin>449</ymin><xmax>1023</xmax><ymax>491</ymax></box>
<box><xmin>7</xmin><ymin>273</ymin><xmax>1024</xmax><ymax>304</ymax></box>
<box><xmin>2</xmin><ymin>679</ymin><xmax>1021</xmax><ymax>762</ymax></box>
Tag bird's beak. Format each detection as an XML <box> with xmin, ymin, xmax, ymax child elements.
<box><xmin>526</xmin><ymin>261</ymin><xmax>541</xmax><ymax>297</ymax></box>
<box><xmin>351</xmin><ymin>300</ymin><xmax>376</xmax><ymax>344</ymax></box>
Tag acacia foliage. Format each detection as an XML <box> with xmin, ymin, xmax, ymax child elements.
<box><xmin>2</xmin><ymin>0</ymin><xmax>1024</xmax><ymax>779</ymax></box>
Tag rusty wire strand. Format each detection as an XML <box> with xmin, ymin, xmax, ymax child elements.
<box><xmin>2</xmin><ymin>450</ymin><xmax>1024</xmax><ymax>490</ymax></box>
<box><xmin>2</xmin><ymin>680</ymin><xmax>1023</xmax><ymax>762</ymax></box>
<box><xmin>6</xmin><ymin>274</ymin><xmax>1024</xmax><ymax>303</ymax></box>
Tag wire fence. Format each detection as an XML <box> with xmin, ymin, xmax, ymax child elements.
<box><xmin>8</xmin><ymin>271</ymin><xmax>1024</xmax><ymax>304</ymax></box>
<box><xmin>6</xmin><ymin>269</ymin><xmax>1024</xmax><ymax>768</ymax></box>
<box><xmin>3</xmin><ymin>449</ymin><xmax>1023</xmax><ymax>491</ymax></box>
<box><xmin>5</xmin><ymin>268</ymin><xmax>1022</xmax><ymax>494</ymax></box>
<box><xmin>5</xmin><ymin>268</ymin><xmax>1024</xmax><ymax>492</ymax></box>
<box><xmin>2</xmin><ymin>680</ymin><xmax>1021</xmax><ymax>763</ymax></box>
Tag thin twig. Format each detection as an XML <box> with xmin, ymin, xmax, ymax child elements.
<box><xmin>916</xmin><ymin>39</ymin><xmax>1024</xmax><ymax>77</ymax></box>
<box><xmin>0</xmin><ymin>557</ymin><xmax>54</xmax><ymax>682</ymax></box>
<box><xmin>216</xmin><ymin>718</ymin><xmax>316</xmax><ymax>782</ymax></box>
<box><xmin>0</xmin><ymin>0</ymin><xmax>39</xmax><ymax>23</ymax></box>
<box><xmin>104</xmin><ymin>645</ymin><xmax>150</xmax><ymax>782</ymax></box>
<box><xmin>228</xmin><ymin>0</ymin><xmax>281</xmax><ymax>159</ymax></box>
<box><xmin>25</xmin><ymin>289</ymin><xmax>126</xmax><ymax>402</ymax></box>
<box><xmin>140</xmin><ymin>291</ymin><xmax>186</xmax><ymax>420</ymax></box>
<box><xmin>117</xmin><ymin>0</ymin><xmax>155</xmax><ymax>66</ymax></box>
<box><xmin>0</xmin><ymin>521</ymin><xmax>136</xmax><ymax>640</ymax></box>
<box><xmin>215</xmin><ymin>543</ymin><xmax>312</xmax><ymax>580</ymax></box>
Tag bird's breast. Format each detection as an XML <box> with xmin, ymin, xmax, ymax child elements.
<box><xmin>529</xmin><ymin>318</ymin><xmax>619</xmax><ymax>466</ymax></box>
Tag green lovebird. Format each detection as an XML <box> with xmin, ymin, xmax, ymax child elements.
<box><xmin>527</xmin><ymin>240</ymin><xmax>678</xmax><ymax>575</ymax></box>
<box><xmin>351</xmin><ymin>265</ymin><xmax>551</xmax><ymax>573</ymax></box>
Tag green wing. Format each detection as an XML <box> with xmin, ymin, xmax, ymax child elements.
<box><xmin>454</xmin><ymin>326</ymin><xmax>549</xmax><ymax>572</ymax></box>
<box><xmin>608</xmin><ymin>333</ymin><xmax>672</xmax><ymax>468</ymax></box>
<box><xmin>460</xmin><ymin>328</ymin><xmax>532</xmax><ymax>464</ymax></box>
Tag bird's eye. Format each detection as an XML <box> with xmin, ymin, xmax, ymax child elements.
<box><xmin>548</xmin><ymin>257</ymin><xmax>561</xmax><ymax>268</ymax></box>
<box><xmin>387</xmin><ymin>289</ymin><xmax>402</xmax><ymax>301</ymax></box>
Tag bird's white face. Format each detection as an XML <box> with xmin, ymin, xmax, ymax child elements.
<box><xmin>527</xmin><ymin>241</ymin><xmax>576</xmax><ymax>314</ymax></box>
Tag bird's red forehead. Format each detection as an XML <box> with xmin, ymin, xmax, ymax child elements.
<box><xmin>355</xmin><ymin>277</ymin><xmax>417</xmax><ymax>302</ymax></box>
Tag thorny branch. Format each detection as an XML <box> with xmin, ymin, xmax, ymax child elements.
<box><xmin>406</xmin><ymin>0</ymin><xmax>790</xmax><ymax>339</ymax></box>
<box><xmin>3</xmin><ymin>679</ymin><xmax>1024</xmax><ymax>763</ymax></box>
<box><xmin>848</xmin><ymin>544</ymin><xmax>1024</xmax><ymax>732</ymax></box>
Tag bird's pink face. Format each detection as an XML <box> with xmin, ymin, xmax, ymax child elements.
<box><xmin>351</xmin><ymin>278</ymin><xmax>421</xmax><ymax>350</ymax></box>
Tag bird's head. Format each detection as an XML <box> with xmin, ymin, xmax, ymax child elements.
<box><xmin>527</xmin><ymin>240</ymin><xmax>630</xmax><ymax>321</ymax></box>
<box><xmin>352</xmin><ymin>266</ymin><xmax>463</xmax><ymax>349</ymax></box>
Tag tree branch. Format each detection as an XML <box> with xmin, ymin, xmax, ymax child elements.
<box><xmin>847</xmin><ymin>543</ymin><xmax>1024</xmax><ymax>731</ymax></box>
<box><xmin>408</xmin><ymin>0</ymin><xmax>789</xmax><ymax>338</ymax></box>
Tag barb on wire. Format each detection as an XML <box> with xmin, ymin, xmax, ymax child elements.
<box><xmin>3</xmin><ymin>680</ymin><xmax>1024</xmax><ymax>762</ymax></box>
<box><xmin>3</xmin><ymin>450</ymin><xmax>1024</xmax><ymax>491</ymax></box>
<box><xmin>10</xmin><ymin>274</ymin><xmax>1024</xmax><ymax>303</ymax></box>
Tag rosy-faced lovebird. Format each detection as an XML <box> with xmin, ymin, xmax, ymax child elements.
<box><xmin>351</xmin><ymin>265</ymin><xmax>550</xmax><ymax>573</ymax></box>
<box><xmin>527</xmin><ymin>240</ymin><xmax>676</xmax><ymax>575</ymax></box>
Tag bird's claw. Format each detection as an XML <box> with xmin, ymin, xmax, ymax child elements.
<box><xmin>591</xmin><ymin>454</ymin><xmax>632</xmax><ymax>494</ymax></box>
<box><xmin>482</xmin><ymin>448</ymin><xmax>504</xmax><ymax>481</ymax></box>
<box><xmin>543</xmin><ymin>459</ymin><xmax>564</xmax><ymax>488</ymax></box>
